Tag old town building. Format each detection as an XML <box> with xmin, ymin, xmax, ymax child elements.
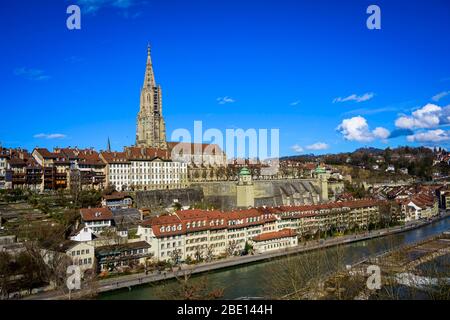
<box><xmin>137</xmin><ymin>199</ymin><xmax>384</xmax><ymax>262</ymax></box>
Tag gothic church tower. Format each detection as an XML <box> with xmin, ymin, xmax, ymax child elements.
<box><xmin>136</xmin><ymin>45</ymin><xmax>167</xmax><ymax>149</ymax></box>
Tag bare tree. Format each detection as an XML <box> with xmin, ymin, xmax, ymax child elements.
<box><xmin>154</xmin><ymin>271</ymin><xmax>224</xmax><ymax>300</ymax></box>
<box><xmin>226</xmin><ymin>241</ymin><xmax>239</xmax><ymax>257</ymax></box>
<box><xmin>205</xmin><ymin>245</ymin><xmax>215</xmax><ymax>262</ymax></box>
<box><xmin>169</xmin><ymin>249</ymin><xmax>183</xmax><ymax>267</ymax></box>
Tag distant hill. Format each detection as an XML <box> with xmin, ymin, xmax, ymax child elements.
<box><xmin>354</xmin><ymin>147</ymin><xmax>383</xmax><ymax>154</ymax></box>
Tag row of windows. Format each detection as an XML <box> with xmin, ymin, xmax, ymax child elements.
<box><xmin>262</xmin><ymin>241</ymin><xmax>294</xmax><ymax>251</ymax></box>
<box><xmin>186</xmin><ymin>237</ymin><xmax>207</xmax><ymax>244</ymax></box>
<box><xmin>75</xmin><ymin>258</ymin><xmax>92</xmax><ymax>265</ymax></box>
<box><xmin>132</xmin><ymin>162</ymin><xmax>185</xmax><ymax>168</ymax></box>
<box><xmin>161</xmin><ymin>241</ymin><xmax>182</xmax><ymax>249</ymax></box>
<box><xmin>71</xmin><ymin>249</ymin><xmax>91</xmax><ymax>256</ymax></box>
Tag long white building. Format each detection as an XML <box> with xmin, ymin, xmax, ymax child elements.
<box><xmin>100</xmin><ymin>147</ymin><xmax>188</xmax><ymax>191</ymax></box>
<box><xmin>137</xmin><ymin>199</ymin><xmax>383</xmax><ymax>262</ymax></box>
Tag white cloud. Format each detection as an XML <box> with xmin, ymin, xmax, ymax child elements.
<box><xmin>406</xmin><ymin>129</ymin><xmax>450</xmax><ymax>143</ymax></box>
<box><xmin>290</xmin><ymin>100</ymin><xmax>301</xmax><ymax>106</ymax></box>
<box><xmin>217</xmin><ymin>96</ymin><xmax>235</xmax><ymax>104</ymax></box>
<box><xmin>337</xmin><ymin>116</ymin><xmax>390</xmax><ymax>142</ymax></box>
<box><xmin>291</xmin><ymin>144</ymin><xmax>304</xmax><ymax>153</ymax></box>
<box><xmin>395</xmin><ymin>103</ymin><xmax>443</xmax><ymax>129</ymax></box>
<box><xmin>431</xmin><ymin>91</ymin><xmax>450</xmax><ymax>102</ymax></box>
<box><xmin>305</xmin><ymin>142</ymin><xmax>329</xmax><ymax>151</ymax></box>
<box><xmin>333</xmin><ymin>92</ymin><xmax>374</xmax><ymax>103</ymax></box>
<box><xmin>14</xmin><ymin>68</ymin><xmax>50</xmax><ymax>81</ymax></box>
<box><xmin>372</xmin><ymin>127</ymin><xmax>390</xmax><ymax>140</ymax></box>
<box><xmin>34</xmin><ymin>133</ymin><xmax>67</xmax><ymax>139</ymax></box>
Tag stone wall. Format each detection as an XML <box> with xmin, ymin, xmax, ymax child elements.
<box><xmin>134</xmin><ymin>179</ymin><xmax>327</xmax><ymax>212</ymax></box>
<box><xmin>134</xmin><ymin>188</ymin><xmax>204</xmax><ymax>213</ymax></box>
<box><xmin>192</xmin><ymin>179</ymin><xmax>323</xmax><ymax>210</ymax></box>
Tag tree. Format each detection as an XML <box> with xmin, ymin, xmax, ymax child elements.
<box><xmin>172</xmin><ymin>202</ymin><xmax>182</xmax><ymax>211</ymax></box>
<box><xmin>69</xmin><ymin>170</ymin><xmax>82</xmax><ymax>205</ymax></box>
<box><xmin>243</xmin><ymin>241</ymin><xmax>253</xmax><ymax>255</ymax></box>
<box><xmin>194</xmin><ymin>247</ymin><xmax>203</xmax><ymax>263</ymax></box>
<box><xmin>205</xmin><ymin>245</ymin><xmax>215</xmax><ymax>262</ymax></box>
<box><xmin>169</xmin><ymin>249</ymin><xmax>183</xmax><ymax>266</ymax></box>
<box><xmin>155</xmin><ymin>272</ymin><xmax>224</xmax><ymax>300</ymax></box>
<box><xmin>216</xmin><ymin>166</ymin><xmax>226</xmax><ymax>181</ymax></box>
<box><xmin>226</xmin><ymin>241</ymin><xmax>239</xmax><ymax>257</ymax></box>
<box><xmin>0</xmin><ymin>252</ymin><xmax>14</xmax><ymax>299</ymax></box>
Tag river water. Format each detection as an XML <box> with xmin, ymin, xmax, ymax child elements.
<box><xmin>100</xmin><ymin>216</ymin><xmax>450</xmax><ymax>300</ymax></box>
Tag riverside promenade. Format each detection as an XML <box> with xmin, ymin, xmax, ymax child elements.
<box><xmin>24</xmin><ymin>212</ymin><xmax>450</xmax><ymax>300</ymax></box>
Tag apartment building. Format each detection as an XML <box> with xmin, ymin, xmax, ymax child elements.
<box><xmin>6</xmin><ymin>149</ymin><xmax>42</xmax><ymax>190</ymax></box>
<box><xmin>63</xmin><ymin>241</ymin><xmax>96</xmax><ymax>272</ymax></box>
<box><xmin>95</xmin><ymin>241</ymin><xmax>151</xmax><ymax>272</ymax></box>
<box><xmin>137</xmin><ymin>200</ymin><xmax>384</xmax><ymax>262</ymax></box>
<box><xmin>100</xmin><ymin>151</ymin><xmax>131</xmax><ymax>191</ymax></box>
<box><xmin>250</xmin><ymin>229</ymin><xmax>298</xmax><ymax>253</ymax></box>
<box><xmin>54</xmin><ymin>148</ymin><xmax>106</xmax><ymax>190</ymax></box>
<box><xmin>80</xmin><ymin>207</ymin><xmax>114</xmax><ymax>234</ymax></box>
<box><xmin>0</xmin><ymin>147</ymin><xmax>9</xmax><ymax>189</ymax></box>
<box><xmin>32</xmin><ymin>148</ymin><xmax>70</xmax><ymax>191</ymax></box>
<box><xmin>100</xmin><ymin>147</ymin><xmax>188</xmax><ymax>191</ymax></box>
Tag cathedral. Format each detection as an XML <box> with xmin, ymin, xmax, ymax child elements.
<box><xmin>136</xmin><ymin>45</ymin><xmax>167</xmax><ymax>149</ymax></box>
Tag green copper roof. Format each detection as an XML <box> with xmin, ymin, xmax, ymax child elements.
<box><xmin>314</xmin><ymin>166</ymin><xmax>326</xmax><ymax>174</ymax></box>
<box><xmin>239</xmin><ymin>167</ymin><xmax>251</xmax><ymax>176</ymax></box>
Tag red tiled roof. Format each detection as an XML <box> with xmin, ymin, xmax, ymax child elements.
<box><xmin>78</xmin><ymin>149</ymin><xmax>104</xmax><ymax>166</ymax></box>
<box><xmin>100</xmin><ymin>151</ymin><xmax>130</xmax><ymax>164</ymax></box>
<box><xmin>252</xmin><ymin>228</ymin><xmax>297</xmax><ymax>242</ymax></box>
<box><xmin>80</xmin><ymin>207</ymin><xmax>113</xmax><ymax>221</ymax></box>
<box><xmin>139</xmin><ymin>200</ymin><xmax>383</xmax><ymax>238</ymax></box>
<box><xmin>34</xmin><ymin>148</ymin><xmax>57</xmax><ymax>159</ymax></box>
<box><xmin>103</xmin><ymin>192</ymin><xmax>133</xmax><ymax>201</ymax></box>
<box><xmin>124</xmin><ymin>146</ymin><xmax>170</xmax><ymax>161</ymax></box>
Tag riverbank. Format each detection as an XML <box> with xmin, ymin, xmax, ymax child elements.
<box><xmin>24</xmin><ymin>212</ymin><xmax>450</xmax><ymax>300</ymax></box>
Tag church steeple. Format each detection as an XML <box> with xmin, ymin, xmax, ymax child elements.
<box><xmin>143</xmin><ymin>43</ymin><xmax>155</xmax><ymax>89</ymax></box>
<box><xmin>136</xmin><ymin>44</ymin><xmax>167</xmax><ymax>150</ymax></box>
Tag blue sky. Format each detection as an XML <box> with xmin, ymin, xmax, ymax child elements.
<box><xmin>0</xmin><ymin>0</ymin><xmax>450</xmax><ymax>157</ymax></box>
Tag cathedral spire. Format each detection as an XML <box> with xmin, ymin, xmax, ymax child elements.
<box><xmin>136</xmin><ymin>44</ymin><xmax>167</xmax><ymax>150</ymax></box>
<box><xmin>143</xmin><ymin>43</ymin><xmax>155</xmax><ymax>88</ymax></box>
